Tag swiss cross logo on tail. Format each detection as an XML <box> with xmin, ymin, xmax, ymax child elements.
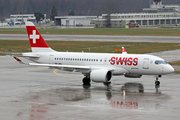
<box><xmin>30</xmin><ymin>30</ymin><xmax>39</xmax><ymax>44</ymax></box>
<box><xmin>26</xmin><ymin>22</ymin><xmax>49</xmax><ymax>48</ymax></box>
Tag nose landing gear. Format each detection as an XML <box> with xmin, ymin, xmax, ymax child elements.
<box><xmin>155</xmin><ymin>80</ymin><xmax>160</xmax><ymax>86</ymax></box>
<box><xmin>155</xmin><ymin>75</ymin><xmax>161</xmax><ymax>86</ymax></box>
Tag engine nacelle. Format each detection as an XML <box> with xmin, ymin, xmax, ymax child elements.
<box><xmin>90</xmin><ymin>70</ymin><xmax>112</xmax><ymax>82</ymax></box>
<box><xmin>124</xmin><ymin>74</ymin><xmax>142</xmax><ymax>78</ymax></box>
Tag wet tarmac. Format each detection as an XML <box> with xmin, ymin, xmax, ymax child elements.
<box><xmin>0</xmin><ymin>55</ymin><xmax>180</xmax><ymax>120</ymax></box>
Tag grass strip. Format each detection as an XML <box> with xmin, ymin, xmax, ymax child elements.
<box><xmin>0</xmin><ymin>28</ymin><xmax>180</xmax><ymax>36</ymax></box>
<box><xmin>0</xmin><ymin>40</ymin><xmax>180</xmax><ymax>55</ymax></box>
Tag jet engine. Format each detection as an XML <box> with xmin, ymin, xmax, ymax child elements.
<box><xmin>124</xmin><ymin>74</ymin><xmax>142</xmax><ymax>78</ymax></box>
<box><xmin>90</xmin><ymin>70</ymin><xmax>112</xmax><ymax>82</ymax></box>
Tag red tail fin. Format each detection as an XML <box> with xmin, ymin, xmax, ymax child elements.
<box><xmin>26</xmin><ymin>22</ymin><xmax>55</xmax><ymax>52</ymax></box>
<box><xmin>122</xmin><ymin>47</ymin><xmax>127</xmax><ymax>54</ymax></box>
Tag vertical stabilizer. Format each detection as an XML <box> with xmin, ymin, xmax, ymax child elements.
<box><xmin>26</xmin><ymin>22</ymin><xmax>55</xmax><ymax>52</ymax></box>
<box><xmin>122</xmin><ymin>47</ymin><xmax>127</xmax><ymax>54</ymax></box>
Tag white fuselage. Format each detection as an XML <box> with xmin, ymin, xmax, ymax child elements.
<box><xmin>23</xmin><ymin>52</ymin><xmax>174</xmax><ymax>75</ymax></box>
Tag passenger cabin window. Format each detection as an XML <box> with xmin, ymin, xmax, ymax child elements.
<box><xmin>54</xmin><ymin>57</ymin><xmax>101</xmax><ymax>62</ymax></box>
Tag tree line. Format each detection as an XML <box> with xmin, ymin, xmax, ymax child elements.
<box><xmin>0</xmin><ymin>0</ymin><xmax>179</xmax><ymax>18</ymax></box>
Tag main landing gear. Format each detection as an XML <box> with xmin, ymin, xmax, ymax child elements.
<box><xmin>82</xmin><ymin>77</ymin><xmax>91</xmax><ymax>89</ymax></box>
<box><xmin>155</xmin><ymin>75</ymin><xmax>161</xmax><ymax>86</ymax></box>
<box><xmin>103</xmin><ymin>82</ymin><xmax>111</xmax><ymax>87</ymax></box>
<box><xmin>82</xmin><ymin>76</ymin><xmax>111</xmax><ymax>88</ymax></box>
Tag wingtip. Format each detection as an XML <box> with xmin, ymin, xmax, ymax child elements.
<box><xmin>14</xmin><ymin>56</ymin><xmax>22</xmax><ymax>62</ymax></box>
<box><xmin>13</xmin><ymin>56</ymin><xmax>25</xmax><ymax>64</ymax></box>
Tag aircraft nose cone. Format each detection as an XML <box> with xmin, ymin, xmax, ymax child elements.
<box><xmin>164</xmin><ymin>65</ymin><xmax>174</xmax><ymax>74</ymax></box>
<box><xmin>169</xmin><ymin>66</ymin><xmax>175</xmax><ymax>73</ymax></box>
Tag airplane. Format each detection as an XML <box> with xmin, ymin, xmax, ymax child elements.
<box><xmin>14</xmin><ymin>22</ymin><xmax>174</xmax><ymax>86</ymax></box>
<box><xmin>122</xmin><ymin>47</ymin><xmax>127</xmax><ymax>54</ymax></box>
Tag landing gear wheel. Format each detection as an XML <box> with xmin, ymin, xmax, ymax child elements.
<box><xmin>103</xmin><ymin>82</ymin><xmax>111</xmax><ymax>86</ymax></box>
<box><xmin>155</xmin><ymin>75</ymin><xmax>160</xmax><ymax>86</ymax></box>
<box><xmin>82</xmin><ymin>77</ymin><xmax>91</xmax><ymax>89</ymax></box>
<box><xmin>155</xmin><ymin>81</ymin><xmax>160</xmax><ymax>86</ymax></box>
<box><xmin>82</xmin><ymin>77</ymin><xmax>91</xmax><ymax>85</ymax></box>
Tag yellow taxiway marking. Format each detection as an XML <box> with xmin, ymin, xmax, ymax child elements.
<box><xmin>53</xmin><ymin>69</ymin><xmax>81</xmax><ymax>80</ymax></box>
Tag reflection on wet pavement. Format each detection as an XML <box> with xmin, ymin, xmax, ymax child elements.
<box><xmin>13</xmin><ymin>82</ymin><xmax>170</xmax><ymax>120</ymax></box>
<box><xmin>0</xmin><ymin>56</ymin><xmax>179</xmax><ymax>119</ymax></box>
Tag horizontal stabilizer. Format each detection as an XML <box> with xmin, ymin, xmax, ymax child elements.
<box><xmin>15</xmin><ymin>54</ymin><xmax>40</xmax><ymax>58</ymax></box>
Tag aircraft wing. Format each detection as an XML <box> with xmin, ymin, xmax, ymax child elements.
<box><xmin>13</xmin><ymin>56</ymin><xmax>116</xmax><ymax>72</ymax></box>
<box><xmin>29</xmin><ymin>63</ymin><xmax>91</xmax><ymax>69</ymax></box>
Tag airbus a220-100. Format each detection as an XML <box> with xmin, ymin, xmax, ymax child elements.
<box><xmin>14</xmin><ymin>22</ymin><xmax>174</xmax><ymax>87</ymax></box>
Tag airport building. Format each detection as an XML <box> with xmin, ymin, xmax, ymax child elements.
<box><xmin>54</xmin><ymin>16</ymin><xmax>97</xmax><ymax>26</ymax></box>
<box><xmin>94</xmin><ymin>0</ymin><xmax>180</xmax><ymax>28</ymax></box>
<box><xmin>9</xmin><ymin>14</ymin><xmax>47</xmax><ymax>25</ymax></box>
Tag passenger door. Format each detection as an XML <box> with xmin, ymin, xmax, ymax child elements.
<box><xmin>143</xmin><ymin>58</ymin><xmax>149</xmax><ymax>69</ymax></box>
<box><xmin>49</xmin><ymin>55</ymin><xmax>54</xmax><ymax>64</ymax></box>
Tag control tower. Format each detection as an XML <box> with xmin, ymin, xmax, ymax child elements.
<box><xmin>153</xmin><ymin>0</ymin><xmax>162</xmax><ymax>5</ymax></box>
<box><xmin>151</xmin><ymin>0</ymin><xmax>163</xmax><ymax>8</ymax></box>
<box><xmin>143</xmin><ymin>0</ymin><xmax>180</xmax><ymax>13</ymax></box>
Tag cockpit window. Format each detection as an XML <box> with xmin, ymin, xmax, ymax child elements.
<box><xmin>155</xmin><ymin>60</ymin><xmax>168</xmax><ymax>65</ymax></box>
<box><xmin>155</xmin><ymin>60</ymin><xmax>161</xmax><ymax>64</ymax></box>
<box><xmin>161</xmin><ymin>61</ymin><xmax>168</xmax><ymax>64</ymax></box>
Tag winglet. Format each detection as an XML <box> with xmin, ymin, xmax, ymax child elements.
<box><xmin>13</xmin><ymin>56</ymin><xmax>28</xmax><ymax>65</ymax></box>
<box><xmin>122</xmin><ymin>47</ymin><xmax>127</xmax><ymax>54</ymax></box>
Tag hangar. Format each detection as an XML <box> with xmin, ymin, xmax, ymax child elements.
<box><xmin>54</xmin><ymin>16</ymin><xmax>97</xmax><ymax>26</ymax></box>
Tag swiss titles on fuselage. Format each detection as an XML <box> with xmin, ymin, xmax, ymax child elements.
<box><xmin>110</xmin><ymin>57</ymin><xmax>138</xmax><ymax>66</ymax></box>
